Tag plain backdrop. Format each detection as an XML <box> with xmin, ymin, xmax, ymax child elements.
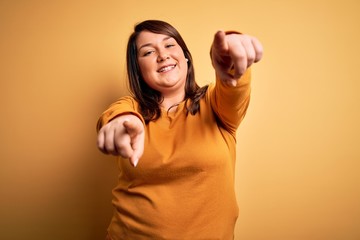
<box><xmin>1</xmin><ymin>0</ymin><xmax>359</xmax><ymax>239</ymax></box>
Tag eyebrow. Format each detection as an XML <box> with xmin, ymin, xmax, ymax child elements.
<box><xmin>138</xmin><ymin>36</ymin><xmax>173</xmax><ymax>51</ymax></box>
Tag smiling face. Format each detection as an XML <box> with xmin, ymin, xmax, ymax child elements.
<box><xmin>136</xmin><ymin>31</ymin><xmax>188</xmax><ymax>98</ymax></box>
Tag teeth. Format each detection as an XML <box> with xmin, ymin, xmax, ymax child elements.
<box><xmin>159</xmin><ymin>65</ymin><xmax>175</xmax><ymax>72</ymax></box>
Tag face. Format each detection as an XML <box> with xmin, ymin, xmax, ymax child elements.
<box><xmin>136</xmin><ymin>31</ymin><xmax>188</xmax><ymax>97</ymax></box>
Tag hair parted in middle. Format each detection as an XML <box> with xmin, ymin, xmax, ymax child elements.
<box><xmin>126</xmin><ymin>19</ymin><xmax>208</xmax><ymax>123</ymax></box>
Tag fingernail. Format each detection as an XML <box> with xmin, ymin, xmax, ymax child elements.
<box><xmin>228</xmin><ymin>80</ymin><xmax>237</xmax><ymax>87</ymax></box>
<box><xmin>133</xmin><ymin>158</ymin><xmax>139</xmax><ymax>167</ymax></box>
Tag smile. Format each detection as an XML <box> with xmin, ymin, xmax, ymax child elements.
<box><xmin>158</xmin><ymin>64</ymin><xmax>176</xmax><ymax>73</ymax></box>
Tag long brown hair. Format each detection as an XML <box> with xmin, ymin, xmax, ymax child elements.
<box><xmin>126</xmin><ymin>20</ymin><xmax>208</xmax><ymax>122</ymax></box>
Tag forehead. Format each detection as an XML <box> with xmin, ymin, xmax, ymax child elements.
<box><xmin>136</xmin><ymin>31</ymin><xmax>174</xmax><ymax>49</ymax></box>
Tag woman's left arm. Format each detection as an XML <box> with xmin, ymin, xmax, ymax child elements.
<box><xmin>210</xmin><ymin>31</ymin><xmax>263</xmax><ymax>135</ymax></box>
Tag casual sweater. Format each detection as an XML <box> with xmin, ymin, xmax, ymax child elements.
<box><xmin>97</xmin><ymin>69</ymin><xmax>251</xmax><ymax>240</ymax></box>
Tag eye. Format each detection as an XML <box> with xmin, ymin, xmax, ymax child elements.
<box><xmin>165</xmin><ymin>43</ymin><xmax>175</xmax><ymax>48</ymax></box>
<box><xmin>143</xmin><ymin>50</ymin><xmax>154</xmax><ymax>56</ymax></box>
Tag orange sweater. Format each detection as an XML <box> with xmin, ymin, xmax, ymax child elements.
<box><xmin>97</xmin><ymin>69</ymin><xmax>251</xmax><ymax>240</ymax></box>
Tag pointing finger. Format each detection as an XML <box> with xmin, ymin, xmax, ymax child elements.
<box><xmin>129</xmin><ymin>134</ymin><xmax>144</xmax><ymax>167</ymax></box>
<box><xmin>114</xmin><ymin>127</ymin><xmax>133</xmax><ymax>158</ymax></box>
<box><xmin>240</xmin><ymin>37</ymin><xmax>256</xmax><ymax>68</ymax></box>
<box><xmin>229</xmin><ymin>42</ymin><xmax>247</xmax><ymax>79</ymax></box>
<box><xmin>123</xmin><ymin>119</ymin><xmax>144</xmax><ymax>167</ymax></box>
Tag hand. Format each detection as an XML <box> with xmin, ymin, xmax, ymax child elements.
<box><xmin>97</xmin><ymin>114</ymin><xmax>144</xmax><ymax>167</ymax></box>
<box><xmin>211</xmin><ymin>30</ymin><xmax>263</xmax><ymax>86</ymax></box>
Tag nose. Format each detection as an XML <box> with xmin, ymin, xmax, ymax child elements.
<box><xmin>157</xmin><ymin>50</ymin><xmax>170</xmax><ymax>62</ymax></box>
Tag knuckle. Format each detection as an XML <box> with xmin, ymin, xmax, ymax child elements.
<box><xmin>97</xmin><ymin>142</ymin><xmax>103</xmax><ymax>151</ymax></box>
<box><xmin>115</xmin><ymin>140</ymin><xmax>130</xmax><ymax>156</ymax></box>
<box><xmin>236</xmin><ymin>66</ymin><xmax>246</xmax><ymax>77</ymax></box>
<box><xmin>247</xmin><ymin>53</ymin><xmax>255</xmax><ymax>62</ymax></box>
<box><xmin>115</xmin><ymin>141</ymin><xmax>126</xmax><ymax>150</ymax></box>
<box><xmin>233</xmin><ymin>50</ymin><xmax>246</xmax><ymax>60</ymax></box>
<box><xmin>97</xmin><ymin>137</ymin><xmax>103</xmax><ymax>148</ymax></box>
<box><xmin>104</xmin><ymin>142</ymin><xmax>115</xmax><ymax>153</ymax></box>
<box><xmin>118</xmin><ymin>149</ymin><xmax>130</xmax><ymax>158</ymax></box>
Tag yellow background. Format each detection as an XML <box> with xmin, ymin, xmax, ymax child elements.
<box><xmin>1</xmin><ymin>0</ymin><xmax>359</xmax><ymax>239</ymax></box>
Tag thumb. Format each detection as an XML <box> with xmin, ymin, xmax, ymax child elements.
<box><xmin>211</xmin><ymin>31</ymin><xmax>233</xmax><ymax>83</ymax></box>
<box><xmin>212</xmin><ymin>30</ymin><xmax>228</xmax><ymax>54</ymax></box>
<box><xmin>123</xmin><ymin>119</ymin><xmax>143</xmax><ymax>137</ymax></box>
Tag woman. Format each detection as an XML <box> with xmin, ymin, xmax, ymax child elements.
<box><xmin>97</xmin><ymin>20</ymin><xmax>263</xmax><ymax>240</ymax></box>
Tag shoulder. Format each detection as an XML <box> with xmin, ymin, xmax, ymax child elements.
<box><xmin>109</xmin><ymin>95</ymin><xmax>139</xmax><ymax>109</ymax></box>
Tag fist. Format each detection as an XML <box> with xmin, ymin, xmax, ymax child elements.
<box><xmin>211</xmin><ymin>30</ymin><xmax>263</xmax><ymax>86</ymax></box>
<box><xmin>97</xmin><ymin>114</ymin><xmax>145</xmax><ymax>167</ymax></box>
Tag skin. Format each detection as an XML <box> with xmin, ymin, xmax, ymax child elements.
<box><xmin>137</xmin><ymin>31</ymin><xmax>188</xmax><ymax>110</ymax></box>
<box><xmin>97</xmin><ymin>30</ymin><xmax>263</xmax><ymax>167</ymax></box>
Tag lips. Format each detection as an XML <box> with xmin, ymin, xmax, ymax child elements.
<box><xmin>157</xmin><ymin>64</ymin><xmax>176</xmax><ymax>73</ymax></box>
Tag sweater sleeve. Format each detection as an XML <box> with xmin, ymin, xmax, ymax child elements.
<box><xmin>96</xmin><ymin>96</ymin><xmax>145</xmax><ymax>132</ymax></box>
<box><xmin>209</xmin><ymin>68</ymin><xmax>251</xmax><ymax>137</ymax></box>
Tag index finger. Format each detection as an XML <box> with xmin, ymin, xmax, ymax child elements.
<box><xmin>129</xmin><ymin>133</ymin><xmax>144</xmax><ymax>167</ymax></box>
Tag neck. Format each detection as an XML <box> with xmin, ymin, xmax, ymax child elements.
<box><xmin>160</xmin><ymin>92</ymin><xmax>185</xmax><ymax>112</ymax></box>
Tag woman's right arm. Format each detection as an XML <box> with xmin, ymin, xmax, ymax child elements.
<box><xmin>96</xmin><ymin>97</ymin><xmax>145</xmax><ymax>167</ymax></box>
